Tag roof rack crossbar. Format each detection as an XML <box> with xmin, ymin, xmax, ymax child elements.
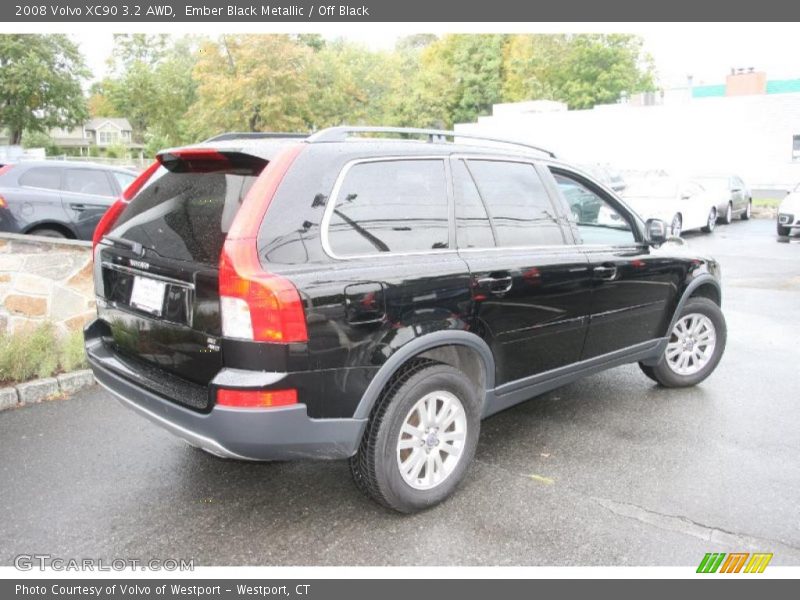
<box><xmin>203</xmin><ymin>132</ymin><xmax>309</xmax><ymax>143</ymax></box>
<box><xmin>305</xmin><ymin>126</ymin><xmax>556</xmax><ymax>158</ymax></box>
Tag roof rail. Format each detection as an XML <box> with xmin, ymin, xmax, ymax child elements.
<box><xmin>306</xmin><ymin>126</ymin><xmax>556</xmax><ymax>158</ymax></box>
<box><xmin>203</xmin><ymin>132</ymin><xmax>309</xmax><ymax>143</ymax></box>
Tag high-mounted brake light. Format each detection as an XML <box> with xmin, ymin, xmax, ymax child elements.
<box><xmin>91</xmin><ymin>161</ymin><xmax>160</xmax><ymax>252</ymax></box>
<box><xmin>158</xmin><ymin>148</ymin><xmax>230</xmax><ymax>172</ymax></box>
<box><xmin>216</xmin><ymin>388</ymin><xmax>298</xmax><ymax>408</ymax></box>
<box><xmin>218</xmin><ymin>144</ymin><xmax>307</xmax><ymax>343</ymax></box>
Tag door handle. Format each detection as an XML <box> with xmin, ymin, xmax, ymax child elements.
<box><xmin>69</xmin><ymin>203</ymin><xmax>87</xmax><ymax>212</ymax></box>
<box><xmin>476</xmin><ymin>274</ymin><xmax>513</xmax><ymax>295</ymax></box>
<box><xmin>593</xmin><ymin>265</ymin><xmax>618</xmax><ymax>280</ymax></box>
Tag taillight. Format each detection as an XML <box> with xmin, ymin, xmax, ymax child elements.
<box><xmin>218</xmin><ymin>144</ymin><xmax>307</xmax><ymax>343</ymax></box>
<box><xmin>91</xmin><ymin>161</ymin><xmax>160</xmax><ymax>252</ymax></box>
<box><xmin>219</xmin><ymin>239</ymin><xmax>308</xmax><ymax>342</ymax></box>
<box><xmin>0</xmin><ymin>165</ymin><xmax>14</xmax><ymax>177</ymax></box>
<box><xmin>217</xmin><ymin>388</ymin><xmax>298</xmax><ymax>408</ymax></box>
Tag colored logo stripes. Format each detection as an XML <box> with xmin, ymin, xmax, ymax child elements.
<box><xmin>697</xmin><ymin>552</ymin><xmax>773</xmax><ymax>573</ymax></box>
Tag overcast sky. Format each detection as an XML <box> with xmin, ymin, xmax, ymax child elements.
<box><xmin>75</xmin><ymin>25</ymin><xmax>800</xmax><ymax>89</ymax></box>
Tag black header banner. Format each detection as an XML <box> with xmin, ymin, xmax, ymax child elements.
<box><xmin>3</xmin><ymin>0</ymin><xmax>800</xmax><ymax>22</ymax></box>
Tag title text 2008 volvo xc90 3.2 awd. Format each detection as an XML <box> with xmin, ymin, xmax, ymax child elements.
<box><xmin>84</xmin><ymin>127</ymin><xmax>727</xmax><ymax>513</ymax></box>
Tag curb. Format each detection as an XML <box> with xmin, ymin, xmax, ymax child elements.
<box><xmin>0</xmin><ymin>369</ymin><xmax>95</xmax><ymax>412</ymax></box>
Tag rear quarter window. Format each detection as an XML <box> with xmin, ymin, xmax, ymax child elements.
<box><xmin>18</xmin><ymin>167</ymin><xmax>62</xmax><ymax>191</ymax></box>
<box><xmin>325</xmin><ymin>159</ymin><xmax>449</xmax><ymax>257</ymax></box>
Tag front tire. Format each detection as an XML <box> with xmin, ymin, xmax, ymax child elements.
<box><xmin>671</xmin><ymin>214</ymin><xmax>682</xmax><ymax>237</ymax></box>
<box><xmin>643</xmin><ymin>297</ymin><xmax>726</xmax><ymax>388</ymax></box>
<box><xmin>350</xmin><ymin>360</ymin><xmax>481</xmax><ymax>513</ymax></box>
<box><xmin>701</xmin><ymin>208</ymin><xmax>717</xmax><ymax>233</ymax></box>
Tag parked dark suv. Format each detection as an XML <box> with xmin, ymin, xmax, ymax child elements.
<box><xmin>84</xmin><ymin>127</ymin><xmax>727</xmax><ymax>513</ymax></box>
<box><xmin>0</xmin><ymin>161</ymin><xmax>137</xmax><ymax>239</ymax></box>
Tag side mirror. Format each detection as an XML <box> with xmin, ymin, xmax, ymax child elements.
<box><xmin>645</xmin><ymin>218</ymin><xmax>667</xmax><ymax>246</ymax></box>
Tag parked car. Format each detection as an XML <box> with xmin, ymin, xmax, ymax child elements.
<box><xmin>84</xmin><ymin>127</ymin><xmax>727</xmax><ymax>513</ymax></box>
<box><xmin>621</xmin><ymin>177</ymin><xmax>720</xmax><ymax>237</ymax></box>
<box><xmin>691</xmin><ymin>175</ymin><xmax>752</xmax><ymax>224</ymax></box>
<box><xmin>777</xmin><ymin>183</ymin><xmax>800</xmax><ymax>236</ymax></box>
<box><xmin>0</xmin><ymin>161</ymin><xmax>138</xmax><ymax>240</ymax></box>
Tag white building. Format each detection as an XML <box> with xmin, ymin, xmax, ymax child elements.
<box><xmin>455</xmin><ymin>74</ymin><xmax>800</xmax><ymax>191</ymax></box>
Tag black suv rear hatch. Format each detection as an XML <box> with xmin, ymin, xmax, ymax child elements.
<box><xmin>95</xmin><ymin>150</ymin><xmax>267</xmax><ymax>405</ymax></box>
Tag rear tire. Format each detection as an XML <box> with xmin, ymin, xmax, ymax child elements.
<box><xmin>28</xmin><ymin>228</ymin><xmax>67</xmax><ymax>239</ymax></box>
<box><xmin>741</xmin><ymin>200</ymin><xmax>752</xmax><ymax>220</ymax></box>
<box><xmin>720</xmin><ymin>202</ymin><xmax>733</xmax><ymax>225</ymax></box>
<box><xmin>350</xmin><ymin>360</ymin><xmax>481</xmax><ymax>513</ymax></box>
<box><xmin>645</xmin><ymin>297</ymin><xmax>726</xmax><ymax>388</ymax></box>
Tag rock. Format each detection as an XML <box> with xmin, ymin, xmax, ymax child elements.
<box><xmin>13</xmin><ymin>273</ymin><xmax>53</xmax><ymax>296</ymax></box>
<box><xmin>0</xmin><ymin>387</ymin><xmax>18</xmax><ymax>411</ymax></box>
<box><xmin>4</xmin><ymin>294</ymin><xmax>47</xmax><ymax>317</ymax></box>
<box><xmin>64</xmin><ymin>310</ymin><xmax>96</xmax><ymax>331</ymax></box>
<box><xmin>16</xmin><ymin>378</ymin><xmax>59</xmax><ymax>404</ymax></box>
<box><xmin>24</xmin><ymin>253</ymin><xmax>86</xmax><ymax>280</ymax></box>
<box><xmin>57</xmin><ymin>370</ymin><xmax>95</xmax><ymax>394</ymax></box>
<box><xmin>50</xmin><ymin>286</ymin><xmax>86</xmax><ymax>321</ymax></box>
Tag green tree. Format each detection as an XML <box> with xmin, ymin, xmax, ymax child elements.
<box><xmin>190</xmin><ymin>35</ymin><xmax>312</xmax><ymax>137</ymax></box>
<box><xmin>97</xmin><ymin>34</ymin><xmax>198</xmax><ymax>148</ymax></box>
<box><xmin>392</xmin><ymin>34</ymin><xmax>506</xmax><ymax>129</ymax></box>
<box><xmin>0</xmin><ymin>34</ymin><xmax>89</xmax><ymax>145</ymax></box>
<box><xmin>305</xmin><ymin>39</ymin><xmax>401</xmax><ymax>128</ymax></box>
<box><xmin>503</xmin><ymin>34</ymin><xmax>655</xmax><ymax>109</ymax></box>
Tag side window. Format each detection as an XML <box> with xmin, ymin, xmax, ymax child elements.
<box><xmin>326</xmin><ymin>159</ymin><xmax>449</xmax><ymax>257</ymax></box>
<box><xmin>18</xmin><ymin>167</ymin><xmax>61</xmax><ymax>191</ymax></box>
<box><xmin>552</xmin><ymin>171</ymin><xmax>636</xmax><ymax>246</ymax></box>
<box><xmin>63</xmin><ymin>169</ymin><xmax>115</xmax><ymax>197</ymax></box>
<box><xmin>466</xmin><ymin>160</ymin><xmax>563</xmax><ymax>247</ymax></box>
<box><xmin>453</xmin><ymin>159</ymin><xmax>495</xmax><ymax>249</ymax></box>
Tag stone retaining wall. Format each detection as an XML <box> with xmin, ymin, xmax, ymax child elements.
<box><xmin>0</xmin><ymin>233</ymin><xmax>94</xmax><ymax>335</ymax></box>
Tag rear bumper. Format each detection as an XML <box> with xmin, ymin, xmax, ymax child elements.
<box><xmin>84</xmin><ymin>320</ymin><xmax>366</xmax><ymax>461</ymax></box>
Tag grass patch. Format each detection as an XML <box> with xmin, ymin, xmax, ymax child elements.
<box><xmin>0</xmin><ymin>323</ymin><xmax>87</xmax><ymax>385</ymax></box>
<box><xmin>753</xmin><ymin>198</ymin><xmax>782</xmax><ymax>208</ymax></box>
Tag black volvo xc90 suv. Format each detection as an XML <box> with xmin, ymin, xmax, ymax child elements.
<box><xmin>84</xmin><ymin>127</ymin><xmax>726</xmax><ymax>512</ymax></box>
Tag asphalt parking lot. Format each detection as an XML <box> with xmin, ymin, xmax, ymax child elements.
<box><xmin>1</xmin><ymin>218</ymin><xmax>798</xmax><ymax>567</ymax></box>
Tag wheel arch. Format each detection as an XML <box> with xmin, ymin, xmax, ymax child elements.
<box><xmin>352</xmin><ymin>331</ymin><xmax>495</xmax><ymax>420</ymax></box>
<box><xmin>642</xmin><ymin>274</ymin><xmax>722</xmax><ymax>366</ymax></box>
<box><xmin>23</xmin><ymin>220</ymin><xmax>77</xmax><ymax>239</ymax></box>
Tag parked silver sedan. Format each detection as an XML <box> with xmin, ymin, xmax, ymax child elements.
<box><xmin>691</xmin><ymin>175</ymin><xmax>752</xmax><ymax>224</ymax></box>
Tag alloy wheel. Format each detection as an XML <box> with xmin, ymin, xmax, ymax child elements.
<box><xmin>396</xmin><ymin>390</ymin><xmax>467</xmax><ymax>490</ymax></box>
<box><xmin>665</xmin><ymin>313</ymin><xmax>717</xmax><ymax>376</ymax></box>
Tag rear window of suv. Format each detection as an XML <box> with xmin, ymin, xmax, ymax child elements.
<box><xmin>110</xmin><ymin>155</ymin><xmax>264</xmax><ymax>265</ymax></box>
<box><xmin>326</xmin><ymin>159</ymin><xmax>449</xmax><ymax>257</ymax></box>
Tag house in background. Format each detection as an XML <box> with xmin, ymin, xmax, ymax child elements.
<box><xmin>48</xmin><ymin>118</ymin><xmax>145</xmax><ymax>155</ymax></box>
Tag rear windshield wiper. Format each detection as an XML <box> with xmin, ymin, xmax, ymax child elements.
<box><xmin>102</xmin><ymin>235</ymin><xmax>144</xmax><ymax>256</ymax></box>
